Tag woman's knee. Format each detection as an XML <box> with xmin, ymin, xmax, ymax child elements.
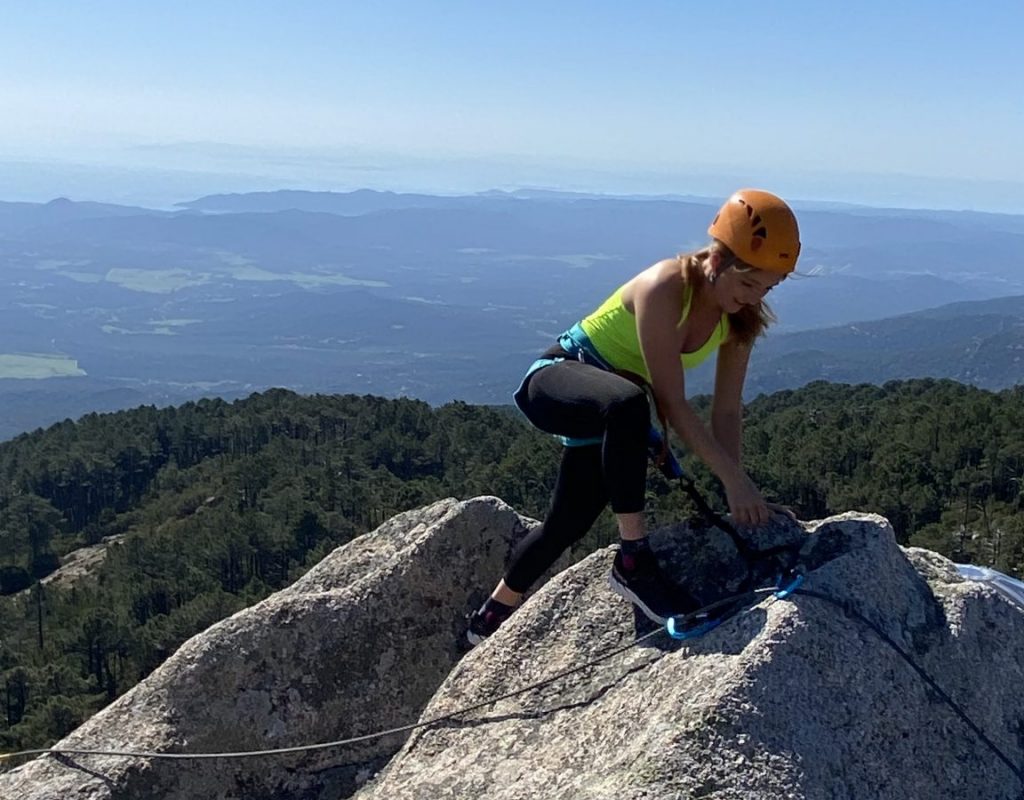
<box><xmin>604</xmin><ymin>387</ymin><xmax>649</xmax><ymax>434</ymax></box>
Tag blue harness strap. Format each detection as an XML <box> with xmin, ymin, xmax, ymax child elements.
<box><xmin>557</xmin><ymin>323</ymin><xmax>612</xmax><ymax>370</ymax></box>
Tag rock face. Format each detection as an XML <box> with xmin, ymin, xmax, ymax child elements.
<box><xmin>0</xmin><ymin>496</ymin><xmax>540</xmax><ymax>800</ymax></box>
<box><xmin>40</xmin><ymin>534</ymin><xmax>127</xmax><ymax>591</ymax></box>
<box><xmin>3</xmin><ymin>499</ymin><xmax>1024</xmax><ymax>800</ymax></box>
<box><xmin>351</xmin><ymin>512</ymin><xmax>1024</xmax><ymax>800</ymax></box>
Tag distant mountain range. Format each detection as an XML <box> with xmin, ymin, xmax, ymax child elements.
<box><xmin>176</xmin><ymin>189</ymin><xmax>1024</xmax><ymax>234</ymax></box>
<box><xmin>177</xmin><ymin>188</ymin><xmax>499</xmax><ymax>215</ymax></box>
<box><xmin>0</xmin><ymin>196</ymin><xmax>174</xmax><ymax>234</ymax></box>
<box><xmin>714</xmin><ymin>294</ymin><xmax>1024</xmax><ymax>396</ymax></box>
<box><xmin>1</xmin><ymin>189</ymin><xmax>1022</xmax><ymax>440</ymax></box>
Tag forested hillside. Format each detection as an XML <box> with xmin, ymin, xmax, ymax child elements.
<box><xmin>1</xmin><ymin>381</ymin><xmax>1022</xmax><ymax>756</ymax></box>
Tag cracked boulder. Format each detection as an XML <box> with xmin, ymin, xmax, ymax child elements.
<box><xmin>4</xmin><ymin>501</ymin><xmax>1023</xmax><ymax>800</ymax></box>
<box><xmin>353</xmin><ymin>512</ymin><xmax>1024</xmax><ymax>800</ymax></box>
<box><xmin>0</xmin><ymin>496</ymin><xmax>542</xmax><ymax>800</ymax></box>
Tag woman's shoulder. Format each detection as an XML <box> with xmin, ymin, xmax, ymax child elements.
<box><xmin>650</xmin><ymin>256</ymin><xmax>685</xmax><ymax>278</ymax></box>
<box><xmin>630</xmin><ymin>257</ymin><xmax>688</xmax><ymax>295</ymax></box>
<box><xmin>625</xmin><ymin>257</ymin><xmax>686</xmax><ymax>302</ymax></box>
<box><xmin>626</xmin><ymin>256</ymin><xmax>683</xmax><ymax>289</ymax></box>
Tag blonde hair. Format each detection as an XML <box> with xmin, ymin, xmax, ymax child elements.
<box><xmin>677</xmin><ymin>240</ymin><xmax>777</xmax><ymax>347</ymax></box>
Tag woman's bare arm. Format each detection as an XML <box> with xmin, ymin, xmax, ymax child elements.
<box><xmin>632</xmin><ymin>262</ymin><xmax>768</xmax><ymax>525</ymax></box>
<box><xmin>711</xmin><ymin>339</ymin><xmax>751</xmax><ymax>463</ymax></box>
<box><xmin>631</xmin><ymin>264</ymin><xmax>745</xmax><ymax>488</ymax></box>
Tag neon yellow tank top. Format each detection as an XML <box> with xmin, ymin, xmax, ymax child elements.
<box><xmin>578</xmin><ymin>283</ymin><xmax>729</xmax><ymax>382</ymax></box>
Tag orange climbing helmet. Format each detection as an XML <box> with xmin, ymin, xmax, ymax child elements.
<box><xmin>707</xmin><ymin>188</ymin><xmax>801</xmax><ymax>274</ymax></box>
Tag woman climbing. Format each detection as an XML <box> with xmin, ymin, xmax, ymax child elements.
<box><xmin>468</xmin><ymin>189</ymin><xmax>801</xmax><ymax>645</ymax></box>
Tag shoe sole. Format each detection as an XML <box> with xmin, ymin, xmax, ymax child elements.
<box><xmin>465</xmin><ymin>630</ymin><xmax>485</xmax><ymax>647</ymax></box>
<box><xmin>607</xmin><ymin>571</ymin><xmax>669</xmax><ymax>625</ymax></box>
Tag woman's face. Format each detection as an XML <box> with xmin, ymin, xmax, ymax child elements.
<box><xmin>712</xmin><ymin>265</ymin><xmax>783</xmax><ymax>313</ymax></box>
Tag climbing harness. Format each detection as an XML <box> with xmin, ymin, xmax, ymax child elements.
<box><xmin>516</xmin><ymin>323</ymin><xmax>806</xmax><ymax>594</ymax></box>
<box><xmin>511</xmin><ymin>323</ymin><xmax>653</xmax><ymax>448</ymax></box>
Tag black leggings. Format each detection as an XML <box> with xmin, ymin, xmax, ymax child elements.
<box><xmin>504</xmin><ymin>359</ymin><xmax>650</xmax><ymax>593</ymax></box>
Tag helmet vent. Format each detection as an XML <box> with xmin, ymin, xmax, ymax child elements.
<box><xmin>753</xmin><ymin>226</ymin><xmax>767</xmax><ymax>238</ymax></box>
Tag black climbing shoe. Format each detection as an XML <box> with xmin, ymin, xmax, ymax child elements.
<box><xmin>608</xmin><ymin>547</ymin><xmax>702</xmax><ymax>625</ymax></box>
<box><xmin>466</xmin><ymin>598</ymin><xmax>516</xmax><ymax>647</ymax></box>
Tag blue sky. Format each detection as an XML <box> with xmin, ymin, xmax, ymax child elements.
<box><xmin>1</xmin><ymin>2</ymin><xmax>1022</xmax><ymax>209</ymax></box>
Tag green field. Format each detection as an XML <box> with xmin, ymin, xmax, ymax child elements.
<box><xmin>104</xmin><ymin>268</ymin><xmax>210</xmax><ymax>293</ymax></box>
<box><xmin>0</xmin><ymin>354</ymin><xmax>87</xmax><ymax>379</ymax></box>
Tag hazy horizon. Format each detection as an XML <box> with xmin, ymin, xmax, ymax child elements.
<box><xmin>2</xmin><ymin>3</ymin><xmax>1022</xmax><ymax>213</ymax></box>
<box><xmin>3</xmin><ymin>151</ymin><xmax>1024</xmax><ymax>216</ymax></box>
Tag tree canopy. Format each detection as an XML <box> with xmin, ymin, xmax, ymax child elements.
<box><xmin>0</xmin><ymin>380</ymin><xmax>1021</xmax><ymax>757</ymax></box>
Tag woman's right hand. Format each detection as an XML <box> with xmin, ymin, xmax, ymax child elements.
<box><xmin>724</xmin><ymin>473</ymin><xmax>770</xmax><ymax>528</ymax></box>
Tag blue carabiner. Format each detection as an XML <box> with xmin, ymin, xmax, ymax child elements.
<box><xmin>773</xmin><ymin>572</ymin><xmax>805</xmax><ymax>599</ymax></box>
<box><xmin>666</xmin><ymin>615</ymin><xmax>723</xmax><ymax>640</ymax></box>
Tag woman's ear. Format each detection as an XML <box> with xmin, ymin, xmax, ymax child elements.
<box><xmin>707</xmin><ymin>250</ymin><xmax>723</xmax><ymax>283</ymax></box>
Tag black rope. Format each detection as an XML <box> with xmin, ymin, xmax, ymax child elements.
<box><xmin>2</xmin><ymin>574</ymin><xmax>1020</xmax><ymax>795</ymax></box>
<box><xmin>794</xmin><ymin>588</ymin><xmax>1024</xmax><ymax>788</ymax></box>
<box><xmin>0</xmin><ymin>611</ymin><xmax>676</xmax><ymax>763</ymax></box>
<box><xmin>678</xmin><ymin>475</ymin><xmax>742</xmax><ymax>543</ymax></box>
<box><xmin>674</xmin><ymin>471</ymin><xmax>1024</xmax><ymax>791</ymax></box>
<box><xmin>0</xmin><ymin>587</ymin><xmax>784</xmax><ymax>765</ymax></box>
<box><xmin>674</xmin><ymin>474</ymin><xmax>806</xmax><ymax>598</ymax></box>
